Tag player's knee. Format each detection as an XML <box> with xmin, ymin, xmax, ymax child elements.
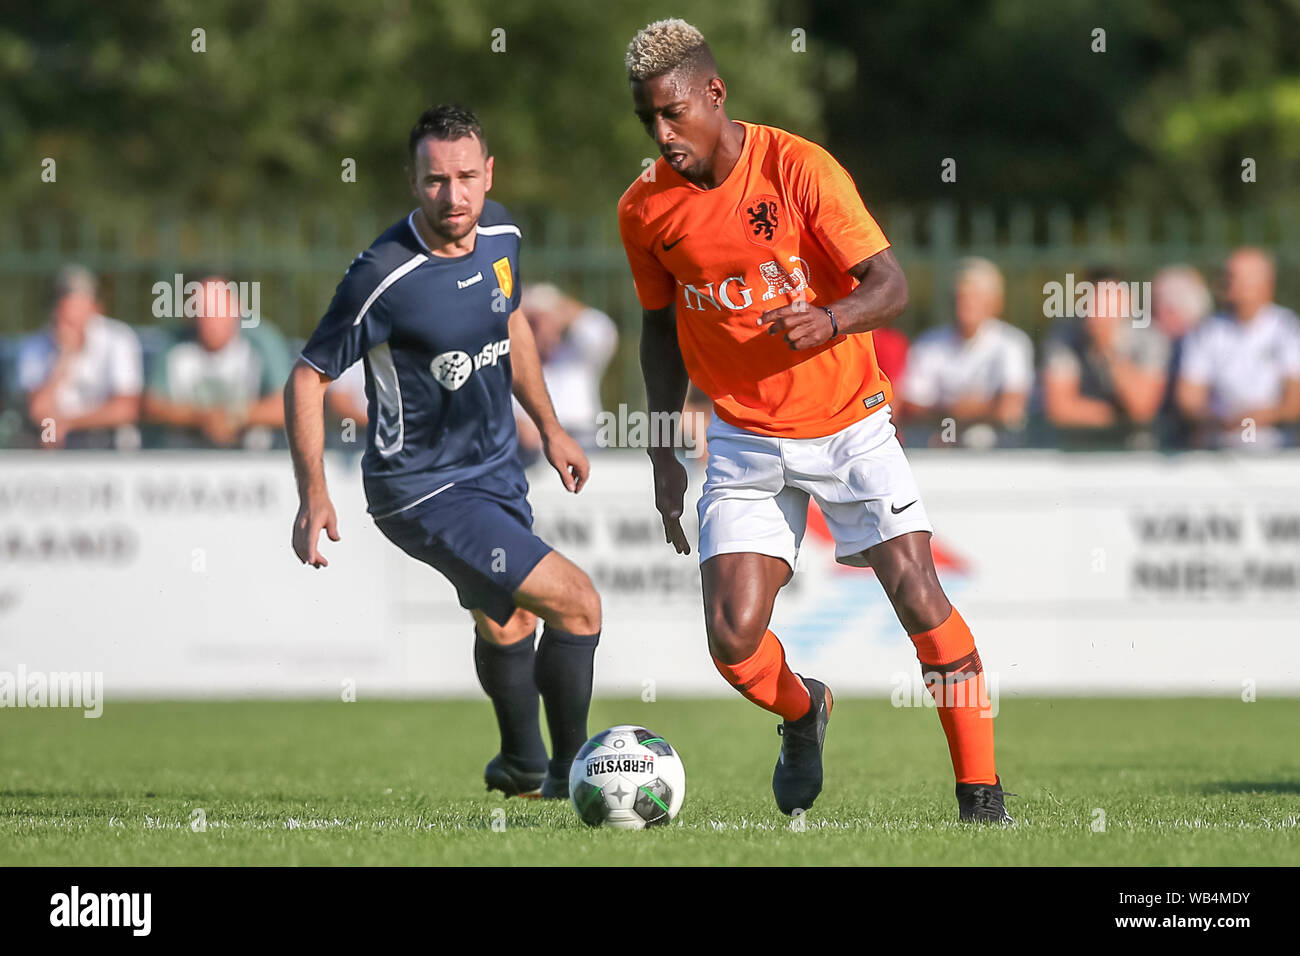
<box><xmin>476</xmin><ymin>608</ymin><xmax>538</xmax><ymax>646</ymax></box>
<box><xmin>879</xmin><ymin>552</ymin><xmax>938</xmax><ymax>603</ymax></box>
<box><xmin>882</xmin><ymin>560</ymin><xmax>947</xmax><ymax>631</ymax></box>
<box><xmin>704</xmin><ymin>599</ymin><xmax>767</xmax><ymax>663</ymax></box>
<box><xmin>563</xmin><ymin>574</ymin><xmax>601</xmax><ymax>635</ymax></box>
<box><xmin>506</xmin><ymin>609</ymin><xmax>540</xmax><ymax>643</ymax></box>
<box><xmin>474</xmin><ymin>617</ymin><xmax>507</xmax><ymax>645</ymax></box>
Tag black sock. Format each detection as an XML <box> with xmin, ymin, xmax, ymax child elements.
<box><xmin>534</xmin><ymin>624</ymin><xmax>599</xmax><ymax>778</ymax></box>
<box><xmin>473</xmin><ymin>629</ymin><xmax>548</xmax><ymax>772</ymax></box>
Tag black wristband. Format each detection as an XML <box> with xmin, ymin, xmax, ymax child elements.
<box><xmin>822</xmin><ymin>306</ymin><xmax>839</xmax><ymax>337</ymax></box>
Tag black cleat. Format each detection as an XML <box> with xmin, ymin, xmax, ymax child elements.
<box><xmin>484</xmin><ymin>753</ymin><xmax>545</xmax><ymax>798</ymax></box>
<box><xmin>772</xmin><ymin>676</ymin><xmax>832</xmax><ymax>815</ymax></box>
<box><xmin>540</xmin><ymin>773</ymin><xmax>569</xmax><ymax>800</ymax></box>
<box><xmin>956</xmin><ymin>776</ymin><xmax>1015</xmax><ymax>824</ymax></box>
<box><xmin>539</xmin><ymin>758</ymin><xmax>571</xmax><ymax>800</ymax></box>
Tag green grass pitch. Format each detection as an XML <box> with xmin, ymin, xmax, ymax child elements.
<box><xmin>2</xmin><ymin>697</ymin><xmax>1296</xmax><ymax>865</ymax></box>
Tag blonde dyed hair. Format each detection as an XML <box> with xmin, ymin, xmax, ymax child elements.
<box><xmin>626</xmin><ymin>19</ymin><xmax>711</xmax><ymax>81</ymax></box>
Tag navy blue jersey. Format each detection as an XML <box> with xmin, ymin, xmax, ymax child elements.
<box><xmin>301</xmin><ymin>200</ymin><xmax>524</xmax><ymax>517</ymax></box>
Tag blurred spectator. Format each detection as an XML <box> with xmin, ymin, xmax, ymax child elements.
<box><xmin>902</xmin><ymin>257</ymin><xmax>1032</xmax><ymax>448</ymax></box>
<box><xmin>871</xmin><ymin>313</ymin><xmax>909</xmax><ymax>433</ymax></box>
<box><xmin>873</xmin><ymin>321</ymin><xmax>908</xmax><ymax>389</ymax></box>
<box><xmin>325</xmin><ymin>359</ymin><xmax>368</xmax><ymax>449</ymax></box>
<box><xmin>1176</xmin><ymin>248</ymin><xmax>1300</xmax><ymax>449</ymax></box>
<box><xmin>513</xmin><ymin>283</ymin><xmax>618</xmax><ymax>462</ymax></box>
<box><xmin>142</xmin><ymin>275</ymin><xmax>291</xmax><ymax>449</ymax></box>
<box><xmin>1043</xmin><ymin>267</ymin><xmax>1169</xmax><ymax>449</ymax></box>
<box><xmin>16</xmin><ymin>265</ymin><xmax>142</xmax><ymax>449</ymax></box>
<box><xmin>1152</xmin><ymin>265</ymin><xmax>1212</xmax><ymax>448</ymax></box>
<box><xmin>327</xmin><ymin>359</ymin><xmax>369</xmax><ymax>426</ymax></box>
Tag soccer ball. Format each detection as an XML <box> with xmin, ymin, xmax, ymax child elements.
<box><xmin>568</xmin><ymin>725</ymin><xmax>686</xmax><ymax>829</ymax></box>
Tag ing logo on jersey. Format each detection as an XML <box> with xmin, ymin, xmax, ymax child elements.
<box><xmin>430</xmin><ymin>338</ymin><xmax>512</xmax><ymax>391</ymax></box>
<box><xmin>677</xmin><ymin>256</ymin><xmax>813</xmax><ymax>312</ymax></box>
<box><xmin>759</xmin><ymin>258</ymin><xmax>809</xmax><ymax>301</ymax></box>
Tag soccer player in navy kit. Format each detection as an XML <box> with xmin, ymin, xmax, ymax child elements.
<box><xmin>284</xmin><ymin>105</ymin><xmax>601</xmax><ymax>799</ymax></box>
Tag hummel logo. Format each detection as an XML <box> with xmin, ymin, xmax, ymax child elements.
<box><xmin>890</xmin><ymin>500</ymin><xmax>918</xmax><ymax>514</ymax></box>
<box><xmin>456</xmin><ymin>271</ymin><xmax>483</xmax><ymax>289</ymax></box>
<box><xmin>661</xmin><ymin>235</ymin><xmax>687</xmax><ymax>251</ymax></box>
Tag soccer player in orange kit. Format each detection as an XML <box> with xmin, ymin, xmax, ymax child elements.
<box><xmin>617</xmin><ymin>19</ymin><xmax>1011</xmax><ymax>822</ymax></box>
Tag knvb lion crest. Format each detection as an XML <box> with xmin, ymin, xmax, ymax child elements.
<box><xmin>741</xmin><ymin>195</ymin><xmax>781</xmax><ymax>244</ymax></box>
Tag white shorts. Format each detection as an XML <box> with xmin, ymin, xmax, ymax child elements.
<box><xmin>697</xmin><ymin>405</ymin><xmax>934</xmax><ymax>569</ymax></box>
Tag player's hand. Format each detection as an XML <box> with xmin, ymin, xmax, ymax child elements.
<box><xmin>649</xmin><ymin>450</ymin><xmax>691</xmax><ymax>555</ymax></box>
<box><xmin>292</xmin><ymin>494</ymin><xmax>340</xmax><ymax>568</ymax></box>
<box><xmin>760</xmin><ymin>300</ymin><xmax>837</xmax><ymax>350</ymax></box>
<box><xmin>542</xmin><ymin>425</ymin><xmax>590</xmax><ymax>493</ymax></box>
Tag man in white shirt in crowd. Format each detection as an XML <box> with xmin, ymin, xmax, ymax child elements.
<box><xmin>143</xmin><ymin>275</ymin><xmax>290</xmax><ymax>449</ymax></box>
<box><xmin>17</xmin><ymin>265</ymin><xmax>142</xmax><ymax>449</ymax></box>
<box><xmin>902</xmin><ymin>257</ymin><xmax>1033</xmax><ymax>448</ymax></box>
<box><xmin>1177</xmin><ymin>247</ymin><xmax>1300</xmax><ymax>449</ymax></box>
<box><xmin>513</xmin><ymin>283</ymin><xmax>618</xmax><ymax>460</ymax></box>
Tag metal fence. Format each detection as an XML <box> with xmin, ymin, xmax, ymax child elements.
<box><xmin>3</xmin><ymin>201</ymin><xmax>1299</xmax><ymax>410</ymax></box>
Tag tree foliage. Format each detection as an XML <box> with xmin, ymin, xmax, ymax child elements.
<box><xmin>1</xmin><ymin>0</ymin><xmax>843</xmax><ymax>221</ymax></box>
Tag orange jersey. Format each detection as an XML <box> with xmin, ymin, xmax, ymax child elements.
<box><xmin>618</xmin><ymin>120</ymin><xmax>893</xmax><ymax>438</ymax></box>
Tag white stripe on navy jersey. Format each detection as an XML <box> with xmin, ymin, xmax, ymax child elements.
<box><xmin>368</xmin><ymin>341</ymin><xmax>405</xmax><ymax>457</ymax></box>
<box><xmin>299</xmin><ymin>352</ymin><xmax>329</xmax><ymax>375</ymax></box>
<box><xmin>407</xmin><ymin>209</ymin><xmax>522</xmax><ymax>246</ymax></box>
<box><xmin>476</xmin><ymin>223</ymin><xmax>521</xmax><ymax>238</ymax></box>
<box><xmin>407</xmin><ymin>212</ymin><xmax>433</xmax><ymax>254</ymax></box>
<box><xmin>353</xmin><ymin>254</ymin><xmax>427</xmax><ymax>327</ymax></box>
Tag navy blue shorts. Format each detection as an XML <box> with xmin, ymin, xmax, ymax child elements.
<box><xmin>373</xmin><ymin>472</ymin><xmax>553</xmax><ymax>626</ymax></box>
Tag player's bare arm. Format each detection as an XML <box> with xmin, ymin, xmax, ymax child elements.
<box><xmin>284</xmin><ymin>358</ymin><xmax>340</xmax><ymax>567</ymax></box>
<box><xmin>640</xmin><ymin>303</ymin><xmax>692</xmax><ymax>555</ymax></box>
<box><xmin>760</xmin><ymin>247</ymin><xmax>908</xmax><ymax>350</ymax></box>
<box><xmin>508</xmin><ymin>306</ymin><xmax>589</xmax><ymax>493</ymax></box>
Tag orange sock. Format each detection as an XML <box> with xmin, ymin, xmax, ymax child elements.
<box><xmin>908</xmin><ymin>606</ymin><xmax>997</xmax><ymax>785</ymax></box>
<box><xmin>712</xmin><ymin>630</ymin><xmax>811</xmax><ymax>722</ymax></box>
